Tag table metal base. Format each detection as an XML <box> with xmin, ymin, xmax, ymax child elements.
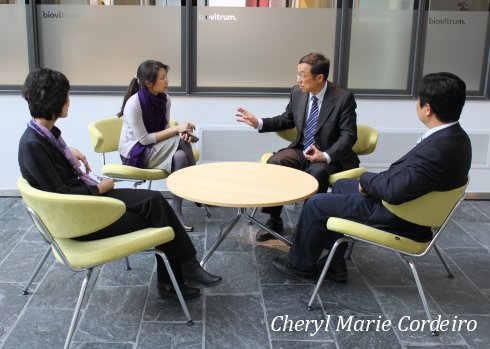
<box><xmin>200</xmin><ymin>208</ymin><xmax>292</xmax><ymax>266</ymax></box>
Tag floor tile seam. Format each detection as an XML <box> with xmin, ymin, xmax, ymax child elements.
<box><xmin>313</xmin><ymin>278</ymin><xmax>343</xmax><ymax>347</ymax></box>
<box><xmin>399</xmin><ymin>339</ymin><xmax>468</xmax><ymax>347</ymax></box>
<box><xmin>250</xmin><ymin>223</ymin><xmax>274</xmax><ymax>349</ymax></box>
<box><xmin>271</xmin><ymin>339</ymin><xmax>336</xmax><ymax>342</ymax></box>
<box><xmin>0</xmin><ymin>202</ymin><xmax>22</xmax><ymax>221</ymax></box>
<box><xmin>440</xmin><ymin>244</ymin><xmax>490</xmax><ymax>252</ymax></box>
<box><xmin>0</xmin><ymin>235</ymin><xmax>24</xmax><ymax>267</ymax></box>
<box><xmin>261</xmin><ymin>282</ymin><xmax>316</xmax><ymax>286</ymax></box>
<box><xmin>69</xmin><ymin>269</ymin><xmax>103</xmax><ymax>343</ymax></box>
<box><xmin>140</xmin><ymin>320</ymin><xmax>204</xmax><ymax>324</ymax></box>
<box><xmin>453</xmin><ymin>218</ymin><xmax>490</xmax><ymax>223</ymax></box>
<box><xmin>448</xmin><ymin>220</ymin><xmax>490</xmax><ymax>251</ymax></box>
<box><xmin>351</xmin><ymin>257</ymin><xmax>416</xmax><ymax>346</ymax></box>
<box><xmin>206</xmin><ymin>288</ymin><xmax>266</xmax><ymax>294</ymax></box>
<box><xmin>433</xmin><ymin>251</ymin><xmax>490</xmax><ymax>296</ymax></box>
<box><xmin>133</xmin><ymin>272</ymin><xmax>152</xmax><ymax>349</ymax></box>
<box><xmin>369</xmin><ymin>281</ymin><xmax>472</xmax><ymax>346</ymax></box>
<box><xmin>0</xmin><ymin>203</ymin><xmax>16</xmax><ymax>219</ymax></box>
<box><xmin>201</xmin><ymin>287</ymin><xmax>206</xmax><ymax>349</ymax></box>
<box><xmin>24</xmin><ymin>253</ymin><xmax>57</xmax><ymax>291</ymax></box>
<box><xmin>70</xmin><ymin>340</ymin><xmax>135</xmax><ymax>345</ymax></box>
<box><xmin>468</xmin><ymin>201</ymin><xmax>490</xmax><ymax>221</ymax></box>
<box><xmin>92</xmin><ymin>284</ymin><xmax>150</xmax><ymax>289</ymax></box>
<box><xmin>441</xmin><ymin>313</ymin><xmax>490</xmax><ymax>317</ymax></box>
<box><xmin>0</xmin><ymin>263</ymin><xmax>69</xmax><ymax>349</ymax></box>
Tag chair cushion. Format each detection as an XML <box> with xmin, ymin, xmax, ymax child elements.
<box><xmin>102</xmin><ymin>164</ymin><xmax>168</xmax><ymax>181</ymax></box>
<box><xmin>54</xmin><ymin>227</ymin><xmax>175</xmax><ymax>269</ymax></box>
<box><xmin>327</xmin><ymin>217</ymin><xmax>430</xmax><ymax>255</ymax></box>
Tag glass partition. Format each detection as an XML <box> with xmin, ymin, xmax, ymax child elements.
<box><xmin>36</xmin><ymin>0</ymin><xmax>185</xmax><ymax>92</ymax></box>
<box><xmin>193</xmin><ymin>0</ymin><xmax>339</xmax><ymax>92</ymax></box>
<box><xmin>0</xmin><ymin>0</ymin><xmax>29</xmax><ymax>87</ymax></box>
<box><xmin>422</xmin><ymin>0</ymin><xmax>490</xmax><ymax>96</ymax></box>
<box><xmin>344</xmin><ymin>0</ymin><xmax>417</xmax><ymax>94</ymax></box>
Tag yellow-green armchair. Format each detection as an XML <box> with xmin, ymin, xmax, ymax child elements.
<box><xmin>88</xmin><ymin>117</ymin><xmax>200</xmax><ymax>190</ymax></box>
<box><xmin>259</xmin><ymin>124</ymin><xmax>378</xmax><ymax>185</ymax></box>
<box><xmin>308</xmin><ymin>179</ymin><xmax>469</xmax><ymax>336</ymax></box>
<box><xmin>17</xmin><ymin>177</ymin><xmax>193</xmax><ymax>349</ymax></box>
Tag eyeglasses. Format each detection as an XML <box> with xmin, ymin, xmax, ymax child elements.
<box><xmin>296</xmin><ymin>73</ymin><xmax>311</xmax><ymax>81</ymax></box>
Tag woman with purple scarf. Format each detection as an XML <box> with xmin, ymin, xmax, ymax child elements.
<box><xmin>18</xmin><ymin>68</ymin><xmax>221</xmax><ymax>301</ymax></box>
<box><xmin>118</xmin><ymin>60</ymin><xmax>197</xmax><ymax>232</ymax></box>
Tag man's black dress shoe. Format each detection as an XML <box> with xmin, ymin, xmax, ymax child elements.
<box><xmin>272</xmin><ymin>257</ymin><xmax>316</xmax><ymax>279</ymax></box>
<box><xmin>256</xmin><ymin>217</ymin><xmax>284</xmax><ymax>242</ymax></box>
<box><xmin>317</xmin><ymin>256</ymin><xmax>348</xmax><ymax>283</ymax></box>
<box><xmin>182</xmin><ymin>258</ymin><xmax>222</xmax><ymax>287</ymax></box>
<box><xmin>157</xmin><ymin>282</ymin><xmax>200</xmax><ymax>300</ymax></box>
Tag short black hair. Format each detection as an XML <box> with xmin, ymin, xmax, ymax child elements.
<box><xmin>22</xmin><ymin>68</ymin><xmax>70</xmax><ymax>121</ymax></box>
<box><xmin>299</xmin><ymin>52</ymin><xmax>330</xmax><ymax>81</ymax></box>
<box><xmin>418</xmin><ymin>72</ymin><xmax>466</xmax><ymax>123</ymax></box>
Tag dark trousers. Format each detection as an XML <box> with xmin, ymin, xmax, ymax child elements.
<box><xmin>288</xmin><ymin>178</ymin><xmax>379</xmax><ymax>271</ymax></box>
<box><xmin>75</xmin><ymin>188</ymin><xmax>197</xmax><ymax>283</ymax></box>
<box><xmin>263</xmin><ymin>148</ymin><xmax>341</xmax><ymax>217</ymax></box>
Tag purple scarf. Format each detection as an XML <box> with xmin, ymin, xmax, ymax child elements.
<box><xmin>124</xmin><ymin>89</ymin><xmax>168</xmax><ymax>168</ymax></box>
<box><xmin>28</xmin><ymin>119</ymin><xmax>98</xmax><ymax>186</ymax></box>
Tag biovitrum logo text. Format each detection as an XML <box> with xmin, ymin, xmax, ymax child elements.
<box><xmin>42</xmin><ymin>11</ymin><xmax>80</xmax><ymax>19</ymax></box>
<box><xmin>198</xmin><ymin>13</ymin><xmax>237</xmax><ymax>21</ymax></box>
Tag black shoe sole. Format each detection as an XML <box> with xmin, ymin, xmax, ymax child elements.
<box><xmin>255</xmin><ymin>232</ymin><xmax>276</xmax><ymax>242</ymax></box>
<box><xmin>158</xmin><ymin>289</ymin><xmax>200</xmax><ymax>300</ymax></box>
<box><xmin>157</xmin><ymin>284</ymin><xmax>200</xmax><ymax>300</ymax></box>
<box><xmin>326</xmin><ymin>273</ymin><xmax>347</xmax><ymax>283</ymax></box>
<box><xmin>186</xmin><ymin>276</ymin><xmax>222</xmax><ymax>287</ymax></box>
<box><xmin>272</xmin><ymin>258</ymin><xmax>317</xmax><ymax>279</ymax></box>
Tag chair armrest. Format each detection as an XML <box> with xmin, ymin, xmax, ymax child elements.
<box><xmin>87</xmin><ymin>122</ymin><xmax>104</xmax><ymax>152</ymax></box>
<box><xmin>260</xmin><ymin>152</ymin><xmax>273</xmax><ymax>164</ymax></box>
<box><xmin>329</xmin><ymin>167</ymin><xmax>368</xmax><ymax>185</ymax></box>
<box><xmin>18</xmin><ymin>178</ymin><xmax>126</xmax><ymax>239</ymax></box>
<box><xmin>327</xmin><ymin>217</ymin><xmax>429</xmax><ymax>254</ymax></box>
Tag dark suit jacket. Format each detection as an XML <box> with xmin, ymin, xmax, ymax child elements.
<box><xmin>18</xmin><ymin>127</ymin><xmax>99</xmax><ymax>196</ymax></box>
<box><xmin>260</xmin><ymin>82</ymin><xmax>360</xmax><ymax>171</ymax></box>
<box><xmin>359</xmin><ymin>123</ymin><xmax>472</xmax><ymax>241</ymax></box>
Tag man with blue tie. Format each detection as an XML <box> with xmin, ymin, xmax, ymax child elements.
<box><xmin>236</xmin><ymin>52</ymin><xmax>359</xmax><ymax>242</ymax></box>
<box><xmin>272</xmin><ymin>72</ymin><xmax>472</xmax><ymax>282</ymax></box>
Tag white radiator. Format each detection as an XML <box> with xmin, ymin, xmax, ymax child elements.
<box><xmin>196</xmin><ymin>126</ymin><xmax>489</xmax><ymax>168</ymax></box>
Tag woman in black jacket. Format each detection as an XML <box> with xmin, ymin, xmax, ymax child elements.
<box><xmin>18</xmin><ymin>68</ymin><xmax>221</xmax><ymax>300</ymax></box>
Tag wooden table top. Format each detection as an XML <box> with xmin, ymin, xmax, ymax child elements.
<box><xmin>167</xmin><ymin>162</ymin><xmax>318</xmax><ymax>208</ymax></box>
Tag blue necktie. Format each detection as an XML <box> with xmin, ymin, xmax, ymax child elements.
<box><xmin>303</xmin><ymin>95</ymin><xmax>319</xmax><ymax>152</ymax></box>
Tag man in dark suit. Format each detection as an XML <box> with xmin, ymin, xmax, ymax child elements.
<box><xmin>236</xmin><ymin>52</ymin><xmax>359</xmax><ymax>241</ymax></box>
<box><xmin>272</xmin><ymin>72</ymin><xmax>472</xmax><ymax>282</ymax></box>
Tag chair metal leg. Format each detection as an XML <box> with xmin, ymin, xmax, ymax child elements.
<box><xmin>64</xmin><ymin>269</ymin><xmax>94</xmax><ymax>349</ymax></box>
<box><xmin>147</xmin><ymin>180</ymin><xmax>152</xmax><ymax>190</ymax></box>
<box><xmin>204</xmin><ymin>205</ymin><xmax>212</xmax><ymax>218</ymax></box>
<box><xmin>346</xmin><ymin>241</ymin><xmax>355</xmax><ymax>260</ymax></box>
<box><xmin>124</xmin><ymin>256</ymin><xmax>132</xmax><ymax>271</ymax></box>
<box><xmin>248</xmin><ymin>208</ymin><xmax>257</xmax><ymax>225</ymax></box>
<box><xmin>433</xmin><ymin>244</ymin><xmax>454</xmax><ymax>278</ymax></box>
<box><xmin>401</xmin><ymin>256</ymin><xmax>438</xmax><ymax>336</ymax></box>
<box><xmin>308</xmin><ymin>237</ymin><xmax>350</xmax><ymax>310</ymax></box>
<box><xmin>156</xmin><ymin>251</ymin><xmax>193</xmax><ymax>325</ymax></box>
<box><xmin>22</xmin><ymin>245</ymin><xmax>51</xmax><ymax>295</ymax></box>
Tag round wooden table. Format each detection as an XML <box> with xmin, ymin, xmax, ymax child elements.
<box><xmin>167</xmin><ymin>162</ymin><xmax>319</xmax><ymax>265</ymax></box>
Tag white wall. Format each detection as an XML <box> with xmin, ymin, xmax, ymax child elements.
<box><xmin>3</xmin><ymin>93</ymin><xmax>490</xmax><ymax>195</ymax></box>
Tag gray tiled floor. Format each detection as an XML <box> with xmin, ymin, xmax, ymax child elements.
<box><xmin>0</xmin><ymin>197</ymin><xmax>489</xmax><ymax>349</ymax></box>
